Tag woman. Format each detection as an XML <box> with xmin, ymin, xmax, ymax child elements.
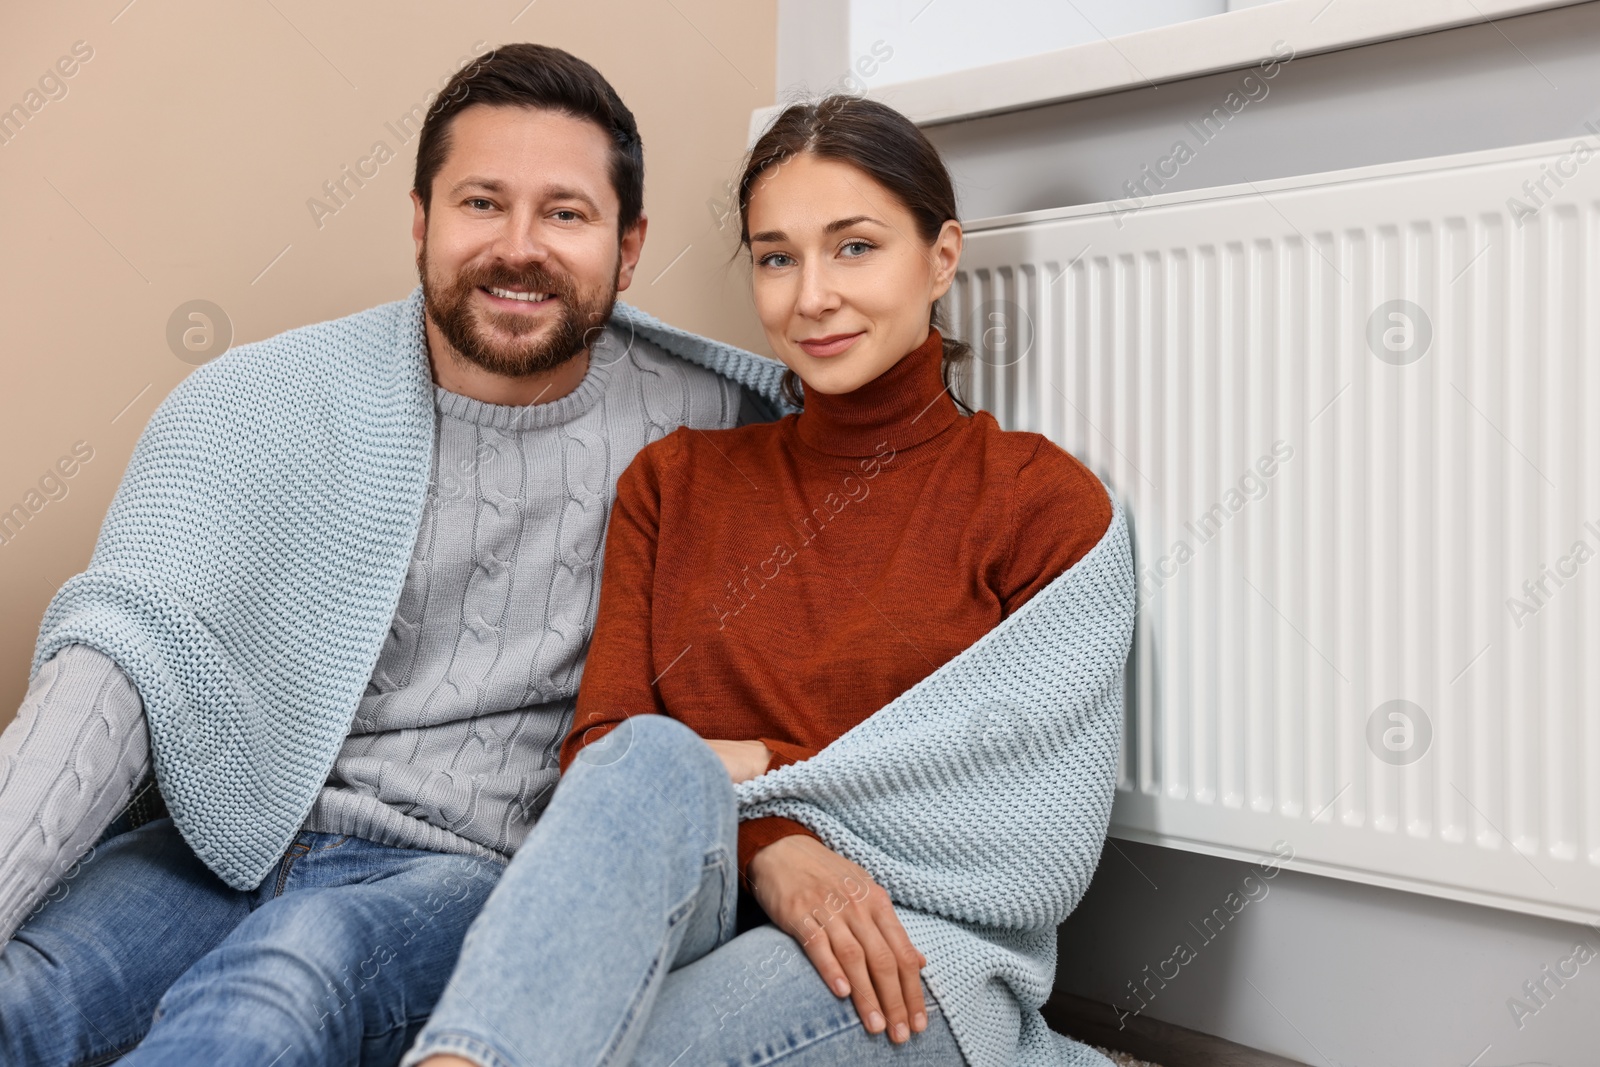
<box><xmin>403</xmin><ymin>96</ymin><xmax>1123</xmax><ymax>1067</ymax></box>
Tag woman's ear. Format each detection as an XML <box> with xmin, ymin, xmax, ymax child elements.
<box><xmin>929</xmin><ymin>219</ymin><xmax>963</xmax><ymax>303</ymax></box>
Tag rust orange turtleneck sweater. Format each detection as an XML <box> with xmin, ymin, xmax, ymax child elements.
<box><xmin>558</xmin><ymin>330</ymin><xmax>1112</xmax><ymax>880</ymax></box>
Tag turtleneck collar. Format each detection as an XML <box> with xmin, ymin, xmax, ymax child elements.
<box><xmin>793</xmin><ymin>329</ymin><xmax>958</xmax><ymax>458</ymax></box>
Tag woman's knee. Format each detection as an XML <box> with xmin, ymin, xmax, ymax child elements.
<box><xmin>571</xmin><ymin>714</ymin><xmax>725</xmax><ymax>790</ymax></box>
<box><xmin>554</xmin><ymin>715</ymin><xmax>736</xmax><ymax>857</ymax></box>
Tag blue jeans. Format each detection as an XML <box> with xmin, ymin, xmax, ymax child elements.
<box><xmin>0</xmin><ymin>816</ymin><xmax>504</xmax><ymax>1066</ymax></box>
<box><xmin>401</xmin><ymin>715</ymin><xmax>965</xmax><ymax>1067</ymax></box>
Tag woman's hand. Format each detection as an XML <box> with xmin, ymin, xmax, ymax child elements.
<box><xmin>704</xmin><ymin>738</ymin><xmax>773</xmax><ymax>783</ymax></box>
<box><xmin>745</xmin><ymin>834</ymin><xmax>928</xmax><ymax>1044</ymax></box>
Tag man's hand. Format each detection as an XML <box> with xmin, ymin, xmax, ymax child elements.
<box><xmin>704</xmin><ymin>739</ymin><xmax>772</xmax><ymax>783</ymax></box>
<box><xmin>745</xmin><ymin>834</ymin><xmax>928</xmax><ymax>1044</ymax></box>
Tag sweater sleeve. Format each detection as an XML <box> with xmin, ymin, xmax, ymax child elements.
<box><xmin>1001</xmin><ymin>439</ymin><xmax>1113</xmax><ymax>614</ymax></box>
<box><xmin>559</xmin><ymin>443</ymin><xmax>672</xmax><ymax>775</ymax></box>
<box><xmin>732</xmin><ymin>742</ymin><xmax>826</xmax><ymax>879</ymax></box>
<box><xmin>759</xmin><ymin>739</ymin><xmax>821</xmax><ymax>770</ymax></box>
<box><xmin>0</xmin><ymin>644</ymin><xmax>151</xmax><ymax>944</ymax></box>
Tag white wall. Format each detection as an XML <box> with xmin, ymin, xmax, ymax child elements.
<box><xmin>775</xmin><ymin>0</ymin><xmax>853</xmax><ymax>99</ymax></box>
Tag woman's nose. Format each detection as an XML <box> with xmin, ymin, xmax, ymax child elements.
<box><xmin>794</xmin><ymin>262</ymin><xmax>839</xmax><ymax>318</ymax></box>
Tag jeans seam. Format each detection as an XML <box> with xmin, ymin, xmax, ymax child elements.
<box><xmin>71</xmin><ymin>1036</ymin><xmax>145</xmax><ymax>1067</ymax></box>
<box><xmin>593</xmin><ymin>877</ymin><xmax>704</xmax><ymax>1067</ymax></box>
<box><xmin>404</xmin><ymin>1029</ymin><xmax>518</xmax><ymax>1067</ymax></box>
<box><xmin>274</xmin><ymin>842</ymin><xmax>310</xmax><ymax>896</ymax></box>
<box><xmin>706</xmin><ymin>850</ymin><xmax>736</xmax><ymax>944</ymax></box>
<box><xmin>752</xmin><ymin>1005</ymin><xmax>945</xmax><ymax>1066</ymax></box>
<box><xmin>742</xmin><ymin>991</ymin><xmax>940</xmax><ymax>1062</ymax></box>
<box><xmin>664</xmin><ymin>880</ymin><xmax>700</xmax><ymax>930</ymax></box>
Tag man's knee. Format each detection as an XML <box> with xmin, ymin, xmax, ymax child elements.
<box><xmin>144</xmin><ymin>949</ymin><xmax>365</xmax><ymax>1065</ymax></box>
<box><xmin>0</xmin><ymin>822</ymin><xmax>220</xmax><ymax>1067</ymax></box>
<box><xmin>150</xmin><ymin>901</ymin><xmax>388</xmax><ymax>1050</ymax></box>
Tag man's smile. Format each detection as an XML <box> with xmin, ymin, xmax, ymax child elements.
<box><xmin>482</xmin><ymin>286</ymin><xmax>557</xmax><ymax>309</ymax></box>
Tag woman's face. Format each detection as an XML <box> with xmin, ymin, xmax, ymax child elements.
<box><xmin>745</xmin><ymin>154</ymin><xmax>962</xmax><ymax>396</ymax></box>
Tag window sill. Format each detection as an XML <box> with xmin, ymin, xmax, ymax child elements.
<box><xmin>752</xmin><ymin>0</ymin><xmax>1591</xmax><ymax>140</ymax></box>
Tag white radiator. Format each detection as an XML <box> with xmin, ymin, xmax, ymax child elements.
<box><xmin>948</xmin><ymin>135</ymin><xmax>1600</xmax><ymax>925</ymax></box>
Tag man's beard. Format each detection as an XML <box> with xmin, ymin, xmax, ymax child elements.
<box><xmin>418</xmin><ymin>240</ymin><xmax>619</xmax><ymax>379</ymax></box>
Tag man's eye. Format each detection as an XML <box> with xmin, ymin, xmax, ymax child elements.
<box><xmin>552</xmin><ymin>210</ymin><xmax>582</xmax><ymax>222</ymax></box>
<box><xmin>466</xmin><ymin>198</ymin><xmax>493</xmax><ymax>211</ymax></box>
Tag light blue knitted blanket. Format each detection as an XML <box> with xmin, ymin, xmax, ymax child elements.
<box><xmin>736</xmin><ymin>497</ymin><xmax>1133</xmax><ymax>1067</ymax></box>
<box><xmin>32</xmin><ymin>286</ymin><xmax>1130</xmax><ymax>1067</ymax></box>
<box><xmin>32</xmin><ymin>287</ymin><xmax>788</xmax><ymax>888</ymax></box>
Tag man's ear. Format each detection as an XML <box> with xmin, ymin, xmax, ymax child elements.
<box><xmin>615</xmin><ymin>214</ymin><xmax>649</xmax><ymax>293</ymax></box>
<box><xmin>411</xmin><ymin>190</ymin><xmax>428</xmax><ymax>259</ymax></box>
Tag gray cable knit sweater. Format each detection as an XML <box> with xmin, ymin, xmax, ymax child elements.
<box><xmin>0</xmin><ymin>326</ymin><xmax>743</xmax><ymax>941</ymax></box>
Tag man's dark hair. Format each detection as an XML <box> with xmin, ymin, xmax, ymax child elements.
<box><xmin>413</xmin><ymin>43</ymin><xmax>644</xmax><ymax>233</ymax></box>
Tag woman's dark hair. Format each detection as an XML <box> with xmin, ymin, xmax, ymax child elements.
<box><xmin>737</xmin><ymin>95</ymin><xmax>972</xmax><ymax>411</ymax></box>
<box><xmin>414</xmin><ymin>43</ymin><xmax>644</xmax><ymax>234</ymax></box>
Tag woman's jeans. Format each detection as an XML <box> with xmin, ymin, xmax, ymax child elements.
<box><xmin>0</xmin><ymin>817</ymin><xmax>504</xmax><ymax>1066</ymax></box>
<box><xmin>401</xmin><ymin>714</ymin><xmax>964</xmax><ymax>1067</ymax></box>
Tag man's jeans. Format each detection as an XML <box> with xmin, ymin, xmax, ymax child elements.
<box><xmin>0</xmin><ymin>816</ymin><xmax>504</xmax><ymax>1066</ymax></box>
<box><xmin>401</xmin><ymin>714</ymin><xmax>964</xmax><ymax>1067</ymax></box>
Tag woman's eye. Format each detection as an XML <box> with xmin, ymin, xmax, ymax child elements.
<box><xmin>841</xmin><ymin>240</ymin><xmax>874</xmax><ymax>258</ymax></box>
<box><xmin>758</xmin><ymin>252</ymin><xmax>794</xmax><ymax>268</ymax></box>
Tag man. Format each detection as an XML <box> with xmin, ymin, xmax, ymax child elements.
<box><xmin>0</xmin><ymin>43</ymin><xmax>784</xmax><ymax>1066</ymax></box>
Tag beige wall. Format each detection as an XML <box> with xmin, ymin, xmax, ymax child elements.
<box><xmin>0</xmin><ymin>1</ymin><xmax>776</xmax><ymax>720</ymax></box>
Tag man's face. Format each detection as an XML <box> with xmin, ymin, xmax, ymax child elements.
<box><xmin>411</xmin><ymin>104</ymin><xmax>646</xmax><ymax>379</ymax></box>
